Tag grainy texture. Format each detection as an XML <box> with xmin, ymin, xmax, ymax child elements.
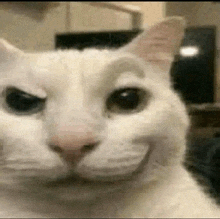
<box><xmin>0</xmin><ymin>17</ymin><xmax>220</xmax><ymax>218</ymax></box>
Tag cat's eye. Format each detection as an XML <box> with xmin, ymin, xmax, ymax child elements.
<box><xmin>4</xmin><ymin>88</ymin><xmax>46</xmax><ymax>114</ymax></box>
<box><xmin>106</xmin><ymin>88</ymin><xmax>147</xmax><ymax>114</ymax></box>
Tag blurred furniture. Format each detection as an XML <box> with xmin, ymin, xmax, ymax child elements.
<box><xmin>0</xmin><ymin>2</ymin><xmax>143</xmax><ymax>51</ymax></box>
<box><xmin>188</xmin><ymin>104</ymin><xmax>220</xmax><ymax>139</ymax></box>
<box><xmin>171</xmin><ymin>26</ymin><xmax>216</xmax><ymax>105</ymax></box>
<box><xmin>185</xmin><ymin>136</ymin><xmax>220</xmax><ymax>204</ymax></box>
<box><xmin>186</xmin><ymin>103</ymin><xmax>220</xmax><ymax>204</ymax></box>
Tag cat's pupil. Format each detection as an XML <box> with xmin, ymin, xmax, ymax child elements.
<box><xmin>115</xmin><ymin>89</ymin><xmax>139</xmax><ymax>109</ymax></box>
<box><xmin>5</xmin><ymin>88</ymin><xmax>45</xmax><ymax>114</ymax></box>
<box><xmin>107</xmin><ymin>88</ymin><xmax>145</xmax><ymax>113</ymax></box>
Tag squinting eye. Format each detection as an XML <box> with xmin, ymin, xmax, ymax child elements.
<box><xmin>4</xmin><ymin>88</ymin><xmax>46</xmax><ymax>115</ymax></box>
<box><xmin>106</xmin><ymin>87</ymin><xmax>147</xmax><ymax>114</ymax></box>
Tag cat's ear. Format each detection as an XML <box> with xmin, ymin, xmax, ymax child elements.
<box><xmin>120</xmin><ymin>17</ymin><xmax>185</xmax><ymax>75</ymax></box>
<box><xmin>0</xmin><ymin>39</ymin><xmax>23</xmax><ymax>63</ymax></box>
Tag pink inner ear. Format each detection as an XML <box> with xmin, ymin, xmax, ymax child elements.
<box><xmin>125</xmin><ymin>18</ymin><xmax>185</xmax><ymax>65</ymax></box>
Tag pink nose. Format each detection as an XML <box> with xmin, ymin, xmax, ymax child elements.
<box><xmin>50</xmin><ymin>125</ymin><xmax>97</xmax><ymax>164</ymax></box>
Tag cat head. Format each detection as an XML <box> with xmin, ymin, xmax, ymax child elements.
<box><xmin>0</xmin><ymin>17</ymin><xmax>189</xmax><ymax>199</ymax></box>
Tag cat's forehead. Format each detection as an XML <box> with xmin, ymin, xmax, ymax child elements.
<box><xmin>0</xmin><ymin>46</ymin><xmax>161</xmax><ymax>100</ymax></box>
<box><xmin>30</xmin><ymin>49</ymin><xmax>138</xmax><ymax>76</ymax></box>
<box><xmin>32</xmin><ymin>49</ymin><xmax>116</xmax><ymax>76</ymax></box>
<box><xmin>24</xmin><ymin>49</ymin><xmax>147</xmax><ymax>92</ymax></box>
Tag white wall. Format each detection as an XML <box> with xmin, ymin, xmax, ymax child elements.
<box><xmin>115</xmin><ymin>2</ymin><xmax>165</xmax><ymax>27</ymax></box>
<box><xmin>166</xmin><ymin>2</ymin><xmax>198</xmax><ymax>26</ymax></box>
<box><xmin>68</xmin><ymin>3</ymin><xmax>131</xmax><ymax>32</ymax></box>
<box><xmin>0</xmin><ymin>3</ymin><xmax>66</xmax><ymax>51</ymax></box>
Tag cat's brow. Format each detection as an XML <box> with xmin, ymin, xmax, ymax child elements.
<box><xmin>104</xmin><ymin>56</ymin><xmax>145</xmax><ymax>83</ymax></box>
<box><xmin>0</xmin><ymin>79</ymin><xmax>47</xmax><ymax>98</ymax></box>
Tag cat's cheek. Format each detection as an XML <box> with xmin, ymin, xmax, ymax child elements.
<box><xmin>73</xmin><ymin>141</ymin><xmax>150</xmax><ymax>181</ymax></box>
<box><xmin>0</xmin><ymin>114</ymin><xmax>64</xmax><ymax>172</ymax></box>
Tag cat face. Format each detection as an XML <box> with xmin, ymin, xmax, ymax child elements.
<box><xmin>0</xmin><ymin>17</ymin><xmax>189</xmax><ymax>199</ymax></box>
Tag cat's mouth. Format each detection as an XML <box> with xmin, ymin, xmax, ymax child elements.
<box><xmin>44</xmin><ymin>172</ymin><xmax>133</xmax><ymax>188</ymax></box>
<box><xmin>44</xmin><ymin>148</ymin><xmax>153</xmax><ymax>188</ymax></box>
<box><xmin>6</xmin><ymin>140</ymin><xmax>154</xmax><ymax>189</ymax></box>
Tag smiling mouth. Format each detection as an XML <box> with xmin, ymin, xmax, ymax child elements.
<box><xmin>44</xmin><ymin>171</ymin><xmax>136</xmax><ymax>188</ymax></box>
<box><xmin>44</xmin><ymin>149</ymin><xmax>153</xmax><ymax>188</ymax></box>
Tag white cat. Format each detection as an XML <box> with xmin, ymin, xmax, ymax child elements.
<box><xmin>0</xmin><ymin>17</ymin><xmax>220</xmax><ymax>218</ymax></box>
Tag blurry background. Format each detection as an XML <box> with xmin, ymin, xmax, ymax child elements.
<box><xmin>0</xmin><ymin>2</ymin><xmax>164</xmax><ymax>50</ymax></box>
<box><xmin>0</xmin><ymin>2</ymin><xmax>219</xmax><ymax>103</ymax></box>
<box><xmin>1</xmin><ymin>1</ymin><xmax>220</xmax><ymax>203</ymax></box>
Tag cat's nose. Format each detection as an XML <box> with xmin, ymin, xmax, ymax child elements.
<box><xmin>49</xmin><ymin>125</ymin><xmax>98</xmax><ymax>164</ymax></box>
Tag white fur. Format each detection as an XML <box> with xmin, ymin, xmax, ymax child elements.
<box><xmin>0</xmin><ymin>17</ymin><xmax>220</xmax><ymax>218</ymax></box>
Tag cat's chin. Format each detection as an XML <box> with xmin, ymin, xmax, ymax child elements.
<box><xmin>45</xmin><ymin>174</ymin><xmax>128</xmax><ymax>201</ymax></box>
<box><xmin>46</xmin><ymin>173</ymin><xmax>128</xmax><ymax>186</ymax></box>
<box><xmin>2</xmin><ymin>167</ymin><xmax>147</xmax><ymax>203</ymax></box>
<box><xmin>12</xmin><ymin>173</ymin><xmax>128</xmax><ymax>201</ymax></box>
